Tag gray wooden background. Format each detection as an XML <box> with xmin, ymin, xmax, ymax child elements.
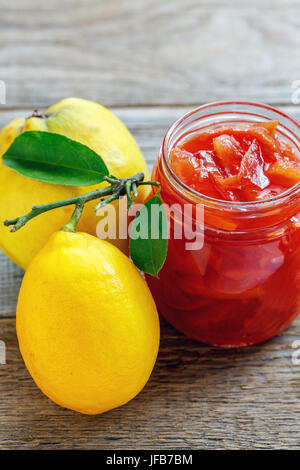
<box><xmin>0</xmin><ymin>0</ymin><xmax>299</xmax><ymax>450</ymax></box>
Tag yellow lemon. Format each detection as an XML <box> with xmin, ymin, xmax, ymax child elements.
<box><xmin>0</xmin><ymin>98</ymin><xmax>149</xmax><ymax>269</ymax></box>
<box><xmin>17</xmin><ymin>231</ymin><xmax>160</xmax><ymax>415</ymax></box>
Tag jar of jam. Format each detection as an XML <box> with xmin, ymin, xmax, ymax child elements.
<box><xmin>146</xmin><ymin>101</ymin><xmax>300</xmax><ymax>347</ymax></box>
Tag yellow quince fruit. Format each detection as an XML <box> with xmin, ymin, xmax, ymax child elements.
<box><xmin>0</xmin><ymin>98</ymin><xmax>149</xmax><ymax>269</ymax></box>
<box><xmin>17</xmin><ymin>231</ymin><xmax>160</xmax><ymax>415</ymax></box>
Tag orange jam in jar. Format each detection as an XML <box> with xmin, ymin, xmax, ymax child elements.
<box><xmin>146</xmin><ymin>102</ymin><xmax>300</xmax><ymax>346</ymax></box>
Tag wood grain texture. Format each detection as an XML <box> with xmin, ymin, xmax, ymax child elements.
<box><xmin>1</xmin><ymin>0</ymin><xmax>300</xmax><ymax>451</ymax></box>
<box><xmin>0</xmin><ymin>0</ymin><xmax>300</xmax><ymax>107</ymax></box>
<box><xmin>0</xmin><ymin>316</ymin><xmax>299</xmax><ymax>450</ymax></box>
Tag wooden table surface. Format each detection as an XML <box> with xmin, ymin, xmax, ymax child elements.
<box><xmin>0</xmin><ymin>0</ymin><xmax>300</xmax><ymax>450</ymax></box>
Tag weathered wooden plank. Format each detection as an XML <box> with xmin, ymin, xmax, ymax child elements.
<box><xmin>0</xmin><ymin>257</ymin><xmax>23</xmax><ymax>318</ymax></box>
<box><xmin>0</xmin><ymin>1</ymin><xmax>300</xmax><ymax>106</ymax></box>
<box><xmin>0</xmin><ymin>316</ymin><xmax>299</xmax><ymax>449</ymax></box>
<box><xmin>0</xmin><ymin>0</ymin><xmax>300</xmax><ymax>450</ymax></box>
<box><xmin>0</xmin><ymin>105</ymin><xmax>300</xmax><ymax>166</ymax></box>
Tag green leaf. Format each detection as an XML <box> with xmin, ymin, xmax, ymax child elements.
<box><xmin>129</xmin><ymin>193</ymin><xmax>168</xmax><ymax>277</ymax></box>
<box><xmin>2</xmin><ymin>131</ymin><xmax>109</xmax><ymax>186</ymax></box>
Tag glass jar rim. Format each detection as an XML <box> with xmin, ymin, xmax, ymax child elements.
<box><xmin>162</xmin><ymin>100</ymin><xmax>300</xmax><ymax>212</ymax></box>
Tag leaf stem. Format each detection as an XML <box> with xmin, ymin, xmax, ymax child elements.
<box><xmin>125</xmin><ymin>180</ymin><xmax>134</xmax><ymax>209</ymax></box>
<box><xmin>137</xmin><ymin>181</ymin><xmax>160</xmax><ymax>188</ymax></box>
<box><xmin>132</xmin><ymin>182</ymin><xmax>138</xmax><ymax>198</ymax></box>
<box><xmin>94</xmin><ymin>192</ymin><xmax>120</xmax><ymax>212</ymax></box>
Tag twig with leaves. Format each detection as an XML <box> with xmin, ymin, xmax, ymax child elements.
<box><xmin>2</xmin><ymin>131</ymin><xmax>168</xmax><ymax>276</ymax></box>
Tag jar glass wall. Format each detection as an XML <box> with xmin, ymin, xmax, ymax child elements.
<box><xmin>146</xmin><ymin>102</ymin><xmax>300</xmax><ymax>346</ymax></box>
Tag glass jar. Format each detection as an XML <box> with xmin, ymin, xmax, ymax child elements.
<box><xmin>146</xmin><ymin>101</ymin><xmax>300</xmax><ymax>347</ymax></box>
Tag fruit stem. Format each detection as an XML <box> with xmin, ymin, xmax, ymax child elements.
<box><xmin>61</xmin><ymin>201</ymin><xmax>85</xmax><ymax>232</ymax></box>
<box><xmin>3</xmin><ymin>172</ymin><xmax>154</xmax><ymax>233</ymax></box>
